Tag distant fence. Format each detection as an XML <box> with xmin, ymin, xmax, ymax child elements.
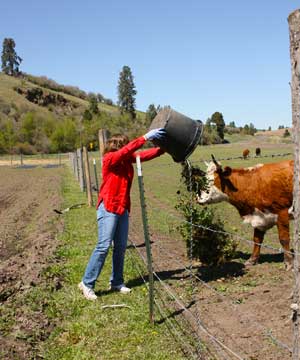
<box><xmin>68</xmin><ymin>146</ymin><xmax>100</xmax><ymax>208</ymax></box>
<box><xmin>0</xmin><ymin>153</ymin><xmax>68</xmax><ymax>167</ymax></box>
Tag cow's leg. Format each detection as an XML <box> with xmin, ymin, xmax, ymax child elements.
<box><xmin>277</xmin><ymin>210</ymin><xmax>293</xmax><ymax>270</ymax></box>
<box><xmin>245</xmin><ymin>228</ymin><xmax>265</xmax><ymax>266</ymax></box>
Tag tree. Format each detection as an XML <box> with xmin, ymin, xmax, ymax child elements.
<box><xmin>243</xmin><ymin>124</ymin><xmax>250</xmax><ymax>134</ymax></box>
<box><xmin>145</xmin><ymin>104</ymin><xmax>159</xmax><ymax>125</ymax></box>
<box><xmin>51</xmin><ymin>118</ymin><xmax>77</xmax><ymax>152</ymax></box>
<box><xmin>117</xmin><ymin>65</ymin><xmax>137</xmax><ymax>119</ymax></box>
<box><xmin>1</xmin><ymin>38</ymin><xmax>22</xmax><ymax>75</ymax></box>
<box><xmin>97</xmin><ymin>93</ymin><xmax>104</xmax><ymax>103</ymax></box>
<box><xmin>229</xmin><ymin>121</ymin><xmax>236</xmax><ymax>128</ymax></box>
<box><xmin>283</xmin><ymin>128</ymin><xmax>290</xmax><ymax>137</ymax></box>
<box><xmin>83</xmin><ymin>109</ymin><xmax>92</xmax><ymax>121</ymax></box>
<box><xmin>249</xmin><ymin>123</ymin><xmax>257</xmax><ymax>136</ymax></box>
<box><xmin>211</xmin><ymin>112</ymin><xmax>225</xmax><ymax>139</ymax></box>
<box><xmin>88</xmin><ymin>94</ymin><xmax>99</xmax><ymax>114</ymax></box>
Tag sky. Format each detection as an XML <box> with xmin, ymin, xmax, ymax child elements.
<box><xmin>0</xmin><ymin>0</ymin><xmax>299</xmax><ymax>130</ymax></box>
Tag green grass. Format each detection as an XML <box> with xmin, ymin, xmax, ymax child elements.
<box><xmin>136</xmin><ymin>141</ymin><xmax>293</xmax><ymax>261</ymax></box>
<box><xmin>1</xmin><ymin>139</ymin><xmax>293</xmax><ymax>359</ymax></box>
<box><xmin>38</xmin><ymin>168</ymin><xmax>186</xmax><ymax>360</ymax></box>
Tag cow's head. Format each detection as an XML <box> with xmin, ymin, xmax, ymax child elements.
<box><xmin>197</xmin><ymin>154</ymin><xmax>237</xmax><ymax>205</ymax></box>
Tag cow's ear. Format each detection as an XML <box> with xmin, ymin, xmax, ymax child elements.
<box><xmin>223</xmin><ymin>166</ymin><xmax>232</xmax><ymax>177</ymax></box>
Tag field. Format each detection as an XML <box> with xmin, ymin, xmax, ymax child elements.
<box><xmin>128</xmin><ymin>137</ymin><xmax>295</xmax><ymax>360</ymax></box>
<box><xmin>0</xmin><ymin>165</ymin><xmax>64</xmax><ymax>358</ymax></box>
<box><xmin>0</xmin><ymin>134</ymin><xmax>297</xmax><ymax>359</ymax></box>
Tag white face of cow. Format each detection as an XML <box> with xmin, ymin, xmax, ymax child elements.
<box><xmin>196</xmin><ymin>161</ymin><xmax>229</xmax><ymax>205</ymax></box>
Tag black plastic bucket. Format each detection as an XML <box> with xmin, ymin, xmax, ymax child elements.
<box><xmin>149</xmin><ymin>107</ymin><xmax>203</xmax><ymax>162</ymax></box>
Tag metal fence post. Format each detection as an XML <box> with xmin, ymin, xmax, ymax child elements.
<box><xmin>93</xmin><ymin>159</ymin><xmax>99</xmax><ymax>191</ymax></box>
<box><xmin>288</xmin><ymin>9</ymin><xmax>300</xmax><ymax>359</ymax></box>
<box><xmin>136</xmin><ymin>155</ymin><xmax>154</xmax><ymax>324</ymax></box>
<box><xmin>83</xmin><ymin>146</ymin><xmax>93</xmax><ymax>207</ymax></box>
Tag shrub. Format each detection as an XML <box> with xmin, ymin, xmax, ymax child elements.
<box><xmin>175</xmin><ymin>162</ymin><xmax>237</xmax><ymax>266</ymax></box>
<box><xmin>201</xmin><ymin>126</ymin><xmax>222</xmax><ymax>145</ymax></box>
<box><xmin>13</xmin><ymin>142</ymin><xmax>36</xmax><ymax>155</ymax></box>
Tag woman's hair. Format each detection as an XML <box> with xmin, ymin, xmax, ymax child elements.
<box><xmin>103</xmin><ymin>134</ymin><xmax>129</xmax><ymax>155</ymax></box>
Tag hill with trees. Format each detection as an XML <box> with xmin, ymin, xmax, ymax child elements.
<box><xmin>0</xmin><ymin>72</ymin><xmax>149</xmax><ymax>154</ymax></box>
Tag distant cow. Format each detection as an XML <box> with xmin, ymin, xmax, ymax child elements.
<box><xmin>242</xmin><ymin>149</ymin><xmax>250</xmax><ymax>159</ymax></box>
<box><xmin>255</xmin><ymin>147</ymin><xmax>261</xmax><ymax>157</ymax></box>
<box><xmin>197</xmin><ymin>156</ymin><xmax>294</xmax><ymax>269</ymax></box>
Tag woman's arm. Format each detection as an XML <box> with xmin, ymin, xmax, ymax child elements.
<box><xmin>105</xmin><ymin>129</ymin><xmax>166</xmax><ymax>167</ymax></box>
<box><xmin>106</xmin><ymin>136</ymin><xmax>146</xmax><ymax>167</ymax></box>
<box><xmin>133</xmin><ymin>147</ymin><xmax>165</xmax><ymax>162</ymax></box>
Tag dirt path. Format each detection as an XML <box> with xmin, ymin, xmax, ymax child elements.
<box><xmin>0</xmin><ymin>166</ymin><xmax>64</xmax><ymax>359</ymax></box>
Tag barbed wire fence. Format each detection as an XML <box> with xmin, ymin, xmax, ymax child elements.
<box><xmin>47</xmin><ymin>132</ymin><xmax>298</xmax><ymax>359</ymax></box>
<box><xmin>129</xmin><ymin>150</ymin><xmax>299</xmax><ymax>359</ymax></box>
<box><xmin>40</xmin><ymin>139</ymin><xmax>299</xmax><ymax>358</ymax></box>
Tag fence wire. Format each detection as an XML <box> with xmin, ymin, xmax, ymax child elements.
<box><xmin>65</xmin><ymin>147</ymin><xmax>297</xmax><ymax>359</ymax></box>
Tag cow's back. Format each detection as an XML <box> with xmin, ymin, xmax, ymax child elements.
<box><xmin>224</xmin><ymin>160</ymin><xmax>293</xmax><ymax>213</ymax></box>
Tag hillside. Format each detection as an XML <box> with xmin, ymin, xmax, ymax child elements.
<box><xmin>0</xmin><ymin>73</ymin><xmax>147</xmax><ymax>154</ymax></box>
<box><xmin>0</xmin><ymin>72</ymin><xmax>121</xmax><ymax>119</ymax></box>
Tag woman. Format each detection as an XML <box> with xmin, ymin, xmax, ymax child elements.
<box><xmin>79</xmin><ymin>128</ymin><xmax>166</xmax><ymax>300</ymax></box>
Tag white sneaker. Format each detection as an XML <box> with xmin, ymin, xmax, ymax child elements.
<box><xmin>110</xmin><ymin>284</ymin><xmax>131</xmax><ymax>294</ymax></box>
<box><xmin>78</xmin><ymin>282</ymin><xmax>97</xmax><ymax>300</ymax></box>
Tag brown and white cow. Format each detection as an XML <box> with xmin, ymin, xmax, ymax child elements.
<box><xmin>197</xmin><ymin>156</ymin><xmax>294</xmax><ymax>269</ymax></box>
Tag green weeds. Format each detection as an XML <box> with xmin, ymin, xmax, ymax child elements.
<box><xmin>39</xmin><ymin>169</ymin><xmax>186</xmax><ymax>360</ymax></box>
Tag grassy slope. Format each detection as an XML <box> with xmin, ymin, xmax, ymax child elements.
<box><xmin>0</xmin><ymin>73</ymin><xmax>145</xmax><ymax>118</ymax></box>
<box><xmin>39</xmin><ymin>168</ymin><xmax>185</xmax><ymax>360</ymax></box>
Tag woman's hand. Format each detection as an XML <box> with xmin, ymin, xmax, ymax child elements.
<box><xmin>144</xmin><ymin>128</ymin><xmax>166</xmax><ymax>141</ymax></box>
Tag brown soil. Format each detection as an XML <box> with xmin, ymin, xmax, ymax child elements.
<box><xmin>0</xmin><ymin>166</ymin><xmax>64</xmax><ymax>360</ymax></box>
<box><xmin>129</xmin><ymin>191</ymin><xmax>294</xmax><ymax>360</ymax></box>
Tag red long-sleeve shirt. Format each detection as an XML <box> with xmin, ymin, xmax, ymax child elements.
<box><xmin>96</xmin><ymin>136</ymin><xmax>164</xmax><ymax>214</ymax></box>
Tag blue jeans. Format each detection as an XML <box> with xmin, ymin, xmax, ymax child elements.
<box><xmin>82</xmin><ymin>202</ymin><xmax>129</xmax><ymax>289</ymax></box>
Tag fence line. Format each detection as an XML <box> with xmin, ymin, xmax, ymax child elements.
<box><xmin>146</xmin><ymin>202</ymin><xmax>299</xmax><ymax>258</ymax></box>
<box><xmin>126</xmin><ymin>245</ymin><xmax>202</xmax><ymax>360</ymax></box>
<box><xmin>149</xmin><ymin>232</ymin><xmax>292</xmax><ymax>353</ymax></box>
<box><xmin>146</xmin><ymin>151</ymin><xmax>293</xmax><ymax>168</ymax></box>
<box><xmin>131</xmin><ymin>144</ymin><xmax>298</xmax><ymax>358</ymax></box>
<box><xmin>128</xmin><ymin>235</ymin><xmax>244</xmax><ymax>360</ymax></box>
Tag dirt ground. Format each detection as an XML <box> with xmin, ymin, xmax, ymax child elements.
<box><xmin>0</xmin><ymin>166</ymin><xmax>64</xmax><ymax>359</ymax></box>
<box><xmin>0</xmin><ymin>159</ymin><xmax>296</xmax><ymax>360</ymax></box>
<box><xmin>129</xmin><ymin>192</ymin><xmax>295</xmax><ymax>360</ymax></box>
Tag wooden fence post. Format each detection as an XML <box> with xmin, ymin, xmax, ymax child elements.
<box><xmin>83</xmin><ymin>146</ymin><xmax>93</xmax><ymax>207</ymax></box>
<box><xmin>74</xmin><ymin>150</ymin><xmax>79</xmax><ymax>181</ymax></box>
<box><xmin>77</xmin><ymin>148</ymin><xmax>85</xmax><ymax>191</ymax></box>
<box><xmin>288</xmin><ymin>9</ymin><xmax>300</xmax><ymax>360</ymax></box>
<box><xmin>98</xmin><ymin>129</ymin><xmax>108</xmax><ymax>166</ymax></box>
<box><xmin>70</xmin><ymin>152</ymin><xmax>75</xmax><ymax>174</ymax></box>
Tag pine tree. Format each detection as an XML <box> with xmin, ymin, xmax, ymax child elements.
<box><xmin>1</xmin><ymin>38</ymin><xmax>22</xmax><ymax>75</ymax></box>
<box><xmin>211</xmin><ymin>112</ymin><xmax>225</xmax><ymax>139</ymax></box>
<box><xmin>145</xmin><ymin>104</ymin><xmax>159</xmax><ymax>125</ymax></box>
<box><xmin>88</xmin><ymin>94</ymin><xmax>99</xmax><ymax>114</ymax></box>
<box><xmin>117</xmin><ymin>65</ymin><xmax>137</xmax><ymax>119</ymax></box>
